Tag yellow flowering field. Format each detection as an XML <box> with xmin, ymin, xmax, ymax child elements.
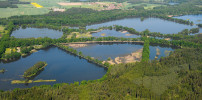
<box><xmin>31</xmin><ymin>2</ymin><xmax>43</xmax><ymax>8</ymax></box>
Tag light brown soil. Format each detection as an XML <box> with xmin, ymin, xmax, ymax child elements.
<box><xmin>68</xmin><ymin>44</ymin><xmax>88</xmax><ymax>48</ymax></box>
<box><xmin>164</xmin><ymin>38</ymin><xmax>171</xmax><ymax>40</ymax></box>
<box><xmin>125</xmin><ymin>34</ymin><xmax>133</xmax><ymax>36</ymax></box>
<box><xmin>120</xmin><ymin>31</ymin><xmax>128</xmax><ymax>33</ymax></box>
<box><xmin>101</xmin><ymin>33</ymin><xmax>106</xmax><ymax>36</ymax></box>
<box><xmin>109</xmin><ymin>48</ymin><xmax>143</xmax><ymax>64</ymax></box>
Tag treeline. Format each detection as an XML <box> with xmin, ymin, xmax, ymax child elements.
<box><xmin>0</xmin><ymin>0</ymin><xmax>30</xmax><ymax>8</ymax></box>
<box><xmin>24</xmin><ymin>61</ymin><xmax>47</xmax><ymax>78</ymax></box>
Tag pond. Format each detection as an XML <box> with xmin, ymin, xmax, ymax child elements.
<box><xmin>173</xmin><ymin>14</ymin><xmax>202</xmax><ymax>24</ymax></box>
<box><xmin>173</xmin><ymin>14</ymin><xmax>202</xmax><ymax>34</ymax></box>
<box><xmin>92</xmin><ymin>29</ymin><xmax>140</xmax><ymax>38</ymax></box>
<box><xmin>0</xmin><ymin>47</ymin><xmax>106</xmax><ymax>90</ymax></box>
<box><xmin>86</xmin><ymin>17</ymin><xmax>197</xmax><ymax>34</ymax></box>
<box><xmin>11</xmin><ymin>27</ymin><xmax>63</xmax><ymax>39</ymax></box>
<box><xmin>75</xmin><ymin>43</ymin><xmax>174</xmax><ymax>60</ymax></box>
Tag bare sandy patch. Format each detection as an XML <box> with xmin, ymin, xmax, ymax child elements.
<box><xmin>101</xmin><ymin>33</ymin><xmax>106</xmax><ymax>36</ymax></box>
<box><xmin>125</xmin><ymin>34</ymin><xmax>133</xmax><ymax>36</ymax></box>
<box><xmin>120</xmin><ymin>31</ymin><xmax>128</xmax><ymax>33</ymax></box>
<box><xmin>164</xmin><ymin>38</ymin><xmax>171</xmax><ymax>41</ymax></box>
<box><xmin>68</xmin><ymin>44</ymin><xmax>88</xmax><ymax>48</ymax></box>
<box><xmin>107</xmin><ymin>48</ymin><xmax>143</xmax><ymax>64</ymax></box>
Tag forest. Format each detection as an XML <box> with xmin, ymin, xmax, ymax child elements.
<box><xmin>0</xmin><ymin>0</ymin><xmax>201</xmax><ymax>99</ymax></box>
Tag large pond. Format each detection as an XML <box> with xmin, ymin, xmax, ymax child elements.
<box><xmin>0</xmin><ymin>47</ymin><xmax>106</xmax><ymax>90</ymax></box>
<box><xmin>92</xmin><ymin>29</ymin><xmax>140</xmax><ymax>38</ymax></box>
<box><xmin>11</xmin><ymin>27</ymin><xmax>63</xmax><ymax>39</ymax></box>
<box><xmin>75</xmin><ymin>43</ymin><xmax>174</xmax><ymax>60</ymax></box>
<box><xmin>86</xmin><ymin>17</ymin><xmax>198</xmax><ymax>34</ymax></box>
<box><xmin>173</xmin><ymin>14</ymin><xmax>202</xmax><ymax>34</ymax></box>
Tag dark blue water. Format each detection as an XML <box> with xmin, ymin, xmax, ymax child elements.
<box><xmin>86</xmin><ymin>17</ymin><xmax>197</xmax><ymax>34</ymax></box>
<box><xmin>92</xmin><ymin>29</ymin><xmax>140</xmax><ymax>38</ymax></box>
<box><xmin>0</xmin><ymin>47</ymin><xmax>106</xmax><ymax>90</ymax></box>
<box><xmin>11</xmin><ymin>27</ymin><xmax>63</xmax><ymax>39</ymax></box>
<box><xmin>75</xmin><ymin>43</ymin><xmax>174</xmax><ymax>60</ymax></box>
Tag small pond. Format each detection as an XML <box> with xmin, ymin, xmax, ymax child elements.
<box><xmin>11</xmin><ymin>27</ymin><xmax>63</xmax><ymax>39</ymax></box>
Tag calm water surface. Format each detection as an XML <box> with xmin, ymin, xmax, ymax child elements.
<box><xmin>11</xmin><ymin>27</ymin><xmax>63</xmax><ymax>39</ymax></box>
<box><xmin>76</xmin><ymin>43</ymin><xmax>174</xmax><ymax>60</ymax></box>
<box><xmin>173</xmin><ymin>14</ymin><xmax>202</xmax><ymax>24</ymax></box>
<box><xmin>0</xmin><ymin>47</ymin><xmax>106</xmax><ymax>90</ymax></box>
<box><xmin>86</xmin><ymin>17</ymin><xmax>197</xmax><ymax>34</ymax></box>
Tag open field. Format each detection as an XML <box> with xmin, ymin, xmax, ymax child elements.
<box><xmin>31</xmin><ymin>2</ymin><xmax>43</xmax><ymax>8</ymax></box>
<box><xmin>0</xmin><ymin>25</ymin><xmax>4</xmax><ymax>32</ymax></box>
<box><xmin>122</xmin><ymin>2</ymin><xmax>166</xmax><ymax>10</ymax></box>
<box><xmin>0</xmin><ymin>0</ymin><xmax>166</xmax><ymax>18</ymax></box>
<box><xmin>0</xmin><ymin>4</ymin><xmax>49</xmax><ymax>18</ymax></box>
<box><xmin>59</xmin><ymin>2</ymin><xmax>123</xmax><ymax>10</ymax></box>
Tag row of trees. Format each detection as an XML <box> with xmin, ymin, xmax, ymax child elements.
<box><xmin>142</xmin><ymin>39</ymin><xmax>150</xmax><ymax>62</ymax></box>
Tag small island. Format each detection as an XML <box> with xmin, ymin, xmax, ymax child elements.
<box><xmin>0</xmin><ymin>68</ymin><xmax>6</xmax><ymax>73</ymax></box>
<box><xmin>23</xmin><ymin>61</ymin><xmax>47</xmax><ymax>78</ymax></box>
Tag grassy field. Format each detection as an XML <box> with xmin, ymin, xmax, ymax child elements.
<box><xmin>0</xmin><ymin>4</ymin><xmax>49</xmax><ymax>18</ymax></box>
<box><xmin>122</xmin><ymin>2</ymin><xmax>166</xmax><ymax>10</ymax></box>
<box><xmin>0</xmin><ymin>25</ymin><xmax>4</xmax><ymax>32</ymax></box>
<box><xmin>59</xmin><ymin>2</ymin><xmax>123</xmax><ymax>10</ymax></box>
<box><xmin>0</xmin><ymin>0</ymin><xmax>67</xmax><ymax>18</ymax></box>
<box><xmin>0</xmin><ymin>0</ymin><xmax>166</xmax><ymax>18</ymax></box>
